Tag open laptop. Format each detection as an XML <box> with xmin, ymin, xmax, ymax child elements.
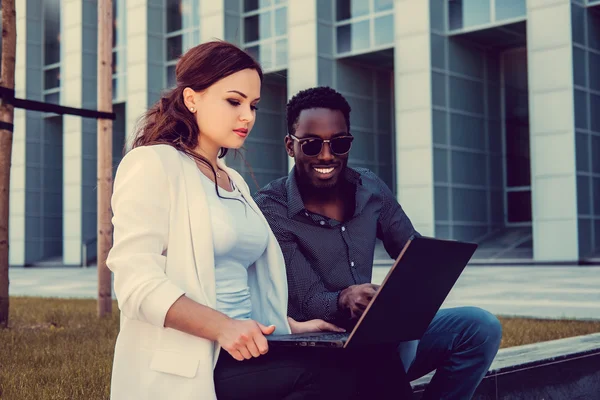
<box><xmin>267</xmin><ymin>236</ymin><xmax>477</xmax><ymax>349</ymax></box>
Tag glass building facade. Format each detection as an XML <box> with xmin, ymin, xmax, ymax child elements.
<box><xmin>242</xmin><ymin>0</ymin><xmax>288</xmax><ymax>72</ymax></box>
<box><xmin>9</xmin><ymin>0</ymin><xmax>600</xmax><ymax>265</ymax></box>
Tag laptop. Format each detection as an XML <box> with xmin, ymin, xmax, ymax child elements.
<box><xmin>267</xmin><ymin>236</ymin><xmax>477</xmax><ymax>349</ymax></box>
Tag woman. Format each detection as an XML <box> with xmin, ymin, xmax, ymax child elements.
<box><xmin>107</xmin><ymin>41</ymin><xmax>350</xmax><ymax>399</ymax></box>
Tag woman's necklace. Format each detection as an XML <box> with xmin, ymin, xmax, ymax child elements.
<box><xmin>197</xmin><ymin>161</ymin><xmax>222</xmax><ymax>178</ymax></box>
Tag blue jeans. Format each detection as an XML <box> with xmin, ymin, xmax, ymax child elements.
<box><xmin>405</xmin><ymin>306</ymin><xmax>502</xmax><ymax>400</ymax></box>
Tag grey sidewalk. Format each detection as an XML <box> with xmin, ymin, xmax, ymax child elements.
<box><xmin>9</xmin><ymin>264</ymin><xmax>600</xmax><ymax>320</ymax></box>
<box><xmin>372</xmin><ymin>265</ymin><xmax>600</xmax><ymax>320</ymax></box>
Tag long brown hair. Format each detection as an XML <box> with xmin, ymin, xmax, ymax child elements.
<box><xmin>132</xmin><ymin>40</ymin><xmax>263</xmax><ymax>181</ymax></box>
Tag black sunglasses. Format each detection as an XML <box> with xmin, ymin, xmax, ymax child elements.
<box><xmin>289</xmin><ymin>134</ymin><xmax>354</xmax><ymax>157</ymax></box>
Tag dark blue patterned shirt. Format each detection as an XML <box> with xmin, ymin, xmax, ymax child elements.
<box><xmin>254</xmin><ymin>166</ymin><xmax>419</xmax><ymax>324</ymax></box>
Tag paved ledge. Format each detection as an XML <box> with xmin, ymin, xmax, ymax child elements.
<box><xmin>411</xmin><ymin>333</ymin><xmax>600</xmax><ymax>399</ymax></box>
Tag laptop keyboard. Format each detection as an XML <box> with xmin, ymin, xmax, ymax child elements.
<box><xmin>286</xmin><ymin>332</ymin><xmax>349</xmax><ymax>341</ymax></box>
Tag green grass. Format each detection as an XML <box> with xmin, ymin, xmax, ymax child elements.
<box><xmin>1</xmin><ymin>297</ymin><xmax>600</xmax><ymax>399</ymax></box>
<box><xmin>0</xmin><ymin>298</ymin><xmax>119</xmax><ymax>400</ymax></box>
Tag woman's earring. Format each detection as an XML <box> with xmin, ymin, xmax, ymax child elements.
<box><xmin>190</xmin><ymin>107</ymin><xmax>195</xmax><ymax>112</ymax></box>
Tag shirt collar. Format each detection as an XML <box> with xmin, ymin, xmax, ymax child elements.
<box><xmin>285</xmin><ymin>165</ymin><xmax>366</xmax><ymax>219</ymax></box>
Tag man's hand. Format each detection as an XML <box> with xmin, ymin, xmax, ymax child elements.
<box><xmin>216</xmin><ymin>319</ymin><xmax>276</xmax><ymax>361</ymax></box>
<box><xmin>338</xmin><ymin>283</ymin><xmax>380</xmax><ymax>319</ymax></box>
<box><xmin>288</xmin><ymin>317</ymin><xmax>346</xmax><ymax>334</ymax></box>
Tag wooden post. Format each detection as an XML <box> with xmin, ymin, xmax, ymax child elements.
<box><xmin>97</xmin><ymin>0</ymin><xmax>113</xmax><ymax>317</ymax></box>
<box><xmin>0</xmin><ymin>0</ymin><xmax>17</xmax><ymax>328</ymax></box>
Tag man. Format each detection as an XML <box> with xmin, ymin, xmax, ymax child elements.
<box><xmin>254</xmin><ymin>86</ymin><xmax>502</xmax><ymax>399</ymax></box>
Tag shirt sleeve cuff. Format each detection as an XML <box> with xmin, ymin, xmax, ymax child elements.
<box><xmin>140</xmin><ymin>281</ymin><xmax>186</xmax><ymax>328</ymax></box>
<box><xmin>323</xmin><ymin>290</ymin><xmax>342</xmax><ymax>321</ymax></box>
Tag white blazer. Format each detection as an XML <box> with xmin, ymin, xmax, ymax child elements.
<box><xmin>107</xmin><ymin>144</ymin><xmax>291</xmax><ymax>400</ymax></box>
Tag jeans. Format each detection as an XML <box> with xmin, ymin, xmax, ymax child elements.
<box><xmin>405</xmin><ymin>306</ymin><xmax>503</xmax><ymax>400</ymax></box>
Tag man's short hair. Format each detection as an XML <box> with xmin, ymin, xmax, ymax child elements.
<box><xmin>286</xmin><ymin>86</ymin><xmax>352</xmax><ymax>136</ymax></box>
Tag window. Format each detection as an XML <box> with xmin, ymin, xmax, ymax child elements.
<box><xmin>113</xmin><ymin>0</ymin><xmax>127</xmax><ymax>102</ymax></box>
<box><xmin>243</xmin><ymin>0</ymin><xmax>288</xmax><ymax>72</ymax></box>
<box><xmin>165</xmin><ymin>0</ymin><xmax>200</xmax><ymax>88</ymax></box>
<box><xmin>43</xmin><ymin>0</ymin><xmax>61</xmax><ymax>104</ymax></box>
<box><xmin>448</xmin><ymin>0</ymin><xmax>525</xmax><ymax>31</ymax></box>
<box><xmin>336</xmin><ymin>0</ymin><xmax>394</xmax><ymax>55</ymax></box>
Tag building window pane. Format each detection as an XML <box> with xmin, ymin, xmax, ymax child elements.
<box><xmin>244</xmin><ymin>0</ymin><xmax>259</xmax><ymax>12</ymax></box>
<box><xmin>113</xmin><ymin>0</ymin><xmax>127</xmax><ymax>48</ymax></box>
<box><xmin>44</xmin><ymin>67</ymin><xmax>61</xmax><ymax>89</ymax></box>
<box><xmin>448</xmin><ymin>0</ymin><xmax>463</xmax><ymax>30</ymax></box>
<box><xmin>337</xmin><ymin>24</ymin><xmax>351</xmax><ymax>53</ymax></box>
<box><xmin>374</xmin><ymin>14</ymin><xmax>393</xmax><ymax>46</ymax></box>
<box><xmin>374</xmin><ymin>0</ymin><xmax>393</xmax><ymax>12</ymax></box>
<box><xmin>44</xmin><ymin>92</ymin><xmax>60</xmax><ymax>105</ymax></box>
<box><xmin>337</xmin><ymin>0</ymin><xmax>351</xmax><ymax>21</ymax></box>
<box><xmin>259</xmin><ymin>11</ymin><xmax>272</xmax><ymax>39</ymax></box>
<box><xmin>245</xmin><ymin>0</ymin><xmax>271</xmax><ymax>12</ymax></box>
<box><xmin>259</xmin><ymin>41</ymin><xmax>273</xmax><ymax>68</ymax></box>
<box><xmin>275</xmin><ymin>38</ymin><xmax>287</xmax><ymax>67</ymax></box>
<box><xmin>167</xmin><ymin>35</ymin><xmax>183</xmax><ymax>61</ymax></box>
<box><xmin>167</xmin><ymin>65</ymin><xmax>177</xmax><ymax>88</ymax></box>
<box><xmin>463</xmin><ymin>0</ymin><xmax>490</xmax><ymax>27</ymax></box>
<box><xmin>182</xmin><ymin>30</ymin><xmax>200</xmax><ymax>54</ymax></box>
<box><xmin>246</xmin><ymin>45</ymin><xmax>259</xmax><ymax>61</ymax></box>
<box><xmin>573</xmin><ymin>46</ymin><xmax>586</xmax><ymax>87</ymax></box>
<box><xmin>591</xmin><ymin>94</ymin><xmax>600</xmax><ymax>133</ymax></box>
<box><xmin>242</xmin><ymin>2</ymin><xmax>287</xmax><ymax>71</ymax></box>
<box><xmin>167</xmin><ymin>0</ymin><xmax>182</xmax><ymax>33</ymax></box>
<box><xmin>495</xmin><ymin>0</ymin><xmax>526</xmax><ymax>21</ymax></box>
<box><xmin>590</xmin><ymin>52</ymin><xmax>600</xmax><ymax>92</ymax></box>
<box><xmin>181</xmin><ymin>0</ymin><xmax>200</xmax><ymax>30</ymax></box>
<box><xmin>336</xmin><ymin>0</ymin><xmax>369</xmax><ymax>21</ymax></box>
<box><xmin>113</xmin><ymin>76</ymin><xmax>126</xmax><ymax>101</ymax></box>
<box><xmin>112</xmin><ymin>0</ymin><xmax>118</xmax><ymax>48</ymax></box>
<box><xmin>44</xmin><ymin>0</ymin><xmax>61</xmax><ymax>65</ymax></box>
<box><xmin>112</xmin><ymin>51</ymin><xmax>118</xmax><ymax>74</ymax></box>
<box><xmin>274</xmin><ymin>7</ymin><xmax>287</xmax><ymax>36</ymax></box>
<box><xmin>448</xmin><ymin>0</ymin><xmax>491</xmax><ymax>30</ymax></box>
<box><xmin>245</xmin><ymin>15</ymin><xmax>259</xmax><ymax>42</ymax></box>
<box><xmin>337</xmin><ymin>20</ymin><xmax>370</xmax><ymax>53</ymax></box>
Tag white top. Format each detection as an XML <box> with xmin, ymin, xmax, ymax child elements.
<box><xmin>199</xmin><ymin>173</ymin><xmax>269</xmax><ymax>320</ymax></box>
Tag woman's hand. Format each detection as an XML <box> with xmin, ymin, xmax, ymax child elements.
<box><xmin>216</xmin><ymin>319</ymin><xmax>276</xmax><ymax>361</ymax></box>
<box><xmin>288</xmin><ymin>317</ymin><xmax>346</xmax><ymax>334</ymax></box>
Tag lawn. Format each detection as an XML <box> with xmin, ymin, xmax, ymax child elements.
<box><xmin>1</xmin><ymin>297</ymin><xmax>600</xmax><ymax>400</ymax></box>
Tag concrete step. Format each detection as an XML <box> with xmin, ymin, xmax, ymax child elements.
<box><xmin>411</xmin><ymin>333</ymin><xmax>600</xmax><ymax>399</ymax></box>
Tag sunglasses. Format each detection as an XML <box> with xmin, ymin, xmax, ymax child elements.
<box><xmin>289</xmin><ymin>134</ymin><xmax>354</xmax><ymax>157</ymax></box>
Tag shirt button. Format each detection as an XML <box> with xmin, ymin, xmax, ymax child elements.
<box><xmin>341</xmin><ymin>226</ymin><xmax>346</xmax><ymax>232</ymax></box>
<box><xmin>319</xmin><ymin>221</ymin><xmax>325</xmax><ymax>226</ymax></box>
<box><xmin>350</xmin><ymin>261</ymin><xmax>355</xmax><ymax>267</ymax></box>
<box><xmin>305</xmin><ymin>212</ymin><xmax>309</xmax><ymax>216</ymax></box>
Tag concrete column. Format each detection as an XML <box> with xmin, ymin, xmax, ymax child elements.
<box><xmin>10</xmin><ymin>0</ymin><xmax>44</xmax><ymax>266</ymax></box>
<box><xmin>61</xmin><ymin>0</ymin><xmax>98</xmax><ymax>265</ymax></box>
<box><xmin>286</xmin><ymin>0</ymin><xmax>335</xmax><ymax>170</ymax></box>
<box><xmin>125</xmin><ymin>0</ymin><xmax>164</xmax><ymax>147</ymax></box>
<box><xmin>393</xmin><ymin>0</ymin><xmax>435</xmax><ymax>236</ymax></box>
<box><xmin>200</xmin><ymin>0</ymin><xmax>225</xmax><ymax>42</ymax></box>
<box><xmin>287</xmin><ymin>0</ymin><xmax>318</xmax><ymax>97</ymax></box>
<box><xmin>526</xmin><ymin>0</ymin><xmax>579</xmax><ymax>261</ymax></box>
